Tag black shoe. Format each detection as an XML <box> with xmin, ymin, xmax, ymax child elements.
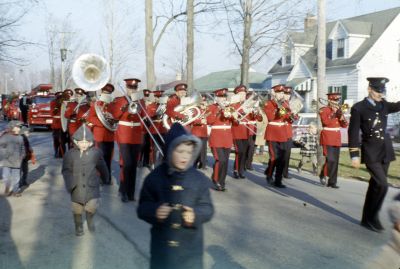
<box><xmin>239</xmin><ymin>174</ymin><xmax>246</xmax><ymax>179</ymax></box>
<box><xmin>214</xmin><ymin>183</ymin><xmax>223</xmax><ymax>191</ymax></box>
<box><xmin>266</xmin><ymin>176</ymin><xmax>273</xmax><ymax>185</ymax></box>
<box><xmin>360</xmin><ymin>221</ymin><xmax>384</xmax><ymax>233</ymax></box>
<box><xmin>371</xmin><ymin>219</ymin><xmax>385</xmax><ymax>231</ymax></box>
<box><xmin>274</xmin><ymin>183</ymin><xmax>286</xmax><ymax>188</ymax></box>
<box><xmin>327</xmin><ymin>184</ymin><xmax>340</xmax><ymax>189</ymax></box>
<box><xmin>319</xmin><ymin>176</ymin><xmax>327</xmax><ymax>186</ymax></box>
<box><xmin>128</xmin><ymin>196</ymin><xmax>136</xmax><ymax>201</ymax></box>
<box><xmin>233</xmin><ymin>171</ymin><xmax>240</xmax><ymax>179</ymax></box>
<box><xmin>121</xmin><ymin>194</ymin><xmax>129</xmax><ymax>203</ymax></box>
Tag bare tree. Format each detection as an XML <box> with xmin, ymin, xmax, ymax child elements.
<box><xmin>100</xmin><ymin>0</ymin><xmax>139</xmax><ymax>85</ymax></box>
<box><xmin>0</xmin><ymin>0</ymin><xmax>38</xmax><ymax>64</ymax></box>
<box><xmin>223</xmin><ymin>0</ymin><xmax>311</xmax><ymax>86</ymax></box>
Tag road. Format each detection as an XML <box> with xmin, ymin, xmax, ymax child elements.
<box><xmin>0</xmin><ymin>127</ymin><xmax>399</xmax><ymax>269</ymax></box>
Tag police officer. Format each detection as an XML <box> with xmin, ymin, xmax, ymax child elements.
<box><xmin>207</xmin><ymin>88</ymin><xmax>234</xmax><ymax>191</ymax></box>
<box><xmin>87</xmin><ymin>83</ymin><xmax>115</xmax><ymax>185</ymax></box>
<box><xmin>319</xmin><ymin>92</ymin><xmax>348</xmax><ymax>188</ymax></box>
<box><xmin>263</xmin><ymin>84</ymin><xmax>293</xmax><ymax>188</ymax></box>
<box><xmin>109</xmin><ymin>78</ymin><xmax>144</xmax><ymax>202</ymax></box>
<box><xmin>349</xmin><ymin>77</ymin><xmax>400</xmax><ymax>232</ymax></box>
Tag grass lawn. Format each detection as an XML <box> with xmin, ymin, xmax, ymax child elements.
<box><xmin>253</xmin><ymin>148</ymin><xmax>400</xmax><ymax>187</ymax></box>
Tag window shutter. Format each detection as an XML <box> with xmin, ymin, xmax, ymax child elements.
<box><xmin>328</xmin><ymin>86</ymin><xmax>333</xmax><ymax>93</ymax></box>
<box><xmin>341</xmin><ymin>86</ymin><xmax>347</xmax><ymax>100</ymax></box>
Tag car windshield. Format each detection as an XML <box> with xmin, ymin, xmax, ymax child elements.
<box><xmin>32</xmin><ymin>96</ymin><xmax>54</xmax><ymax>104</ymax></box>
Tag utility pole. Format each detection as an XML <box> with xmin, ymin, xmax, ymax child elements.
<box><xmin>60</xmin><ymin>32</ymin><xmax>68</xmax><ymax>91</ymax></box>
<box><xmin>317</xmin><ymin>0</ymin><xmax>326</xmax><ymax>169</ymax></box>
<box><xmin>186</xmin><ymin>0</ymin><xmax>194</xmax><ymax>93</ymax></box>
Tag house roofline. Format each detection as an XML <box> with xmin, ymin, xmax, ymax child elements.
<box><xmin>325</xmin><ymin>64</ymin><xmax>357</xmax><ymax>69</ymax></box>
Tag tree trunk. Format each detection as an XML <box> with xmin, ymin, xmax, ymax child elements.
<box><xmin>186</xmin><ymin>0</ymin><xmax>194</xmax><ymax>93</ymax></box>
<box><xmin>145</xmin><ymin>0</ymin><xmax>156</xmax><ymax>90</ymax></box>
<box><xmin>240</xmin><ymin>0</ymin><xmax>252</xmax><ymax>87</ymax></box>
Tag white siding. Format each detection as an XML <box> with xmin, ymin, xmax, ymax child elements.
<box><xmin>326</xmin><ymin>66</ymin><xmax>359</xmax><ymax>102</ymax></box>
<box><xmin>271</xmin><ymin>74</ymin><xmax>289</xmax><ymax>87</ymax></box>
<box><xmin>358</xmin><ymin>13</ymin><xmax>400</xmax><ymax>102</ymax></box>
<box><xmin>287</xmin><ymin>60</ymin><xmax>311</xmax><ymax>81</ymax></box>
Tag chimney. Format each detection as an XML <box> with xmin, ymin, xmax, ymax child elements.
<box><xmin>175</xmin><ymin>72</ymin><xmax>182</xmax><ymax>81</ymax></box>
<box><xmin>304</xmin><ymin>13</ymin><xmax>317</xmax><ymax>31</ymax></box>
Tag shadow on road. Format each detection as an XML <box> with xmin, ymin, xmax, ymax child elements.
<box><xmin>27</xmin><ymin>164</ymin><xmax>46</xmax><ymax>185</ymax></box>
<box><xmin>0</xmin><ymin>196</ymin><xmax>24</xmax><ymax>269</ymax></box>
<box><xmin>207</xmin><ymin>245</ymin><xmax>246</xmax><ymax>269</ymax></box>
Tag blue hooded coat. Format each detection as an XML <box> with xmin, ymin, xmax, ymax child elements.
<box><xmin>137</xmin><ymin>123</ymin><xmax>214</xmax><ymax>269</ymax></box>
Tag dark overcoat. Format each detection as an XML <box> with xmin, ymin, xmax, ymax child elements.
<box><xmin>62</xmin><ymin>136</ymin><xmax>109</xmax><ymax>204</ymax></box>
<box><xmin>348</xmin><ymin>98</ymin><xmax>400</xmax><ymax>164</ymax></box>
<box><xmin>137</xmin><ymin>123</ymin><xmax>214</xmax><ymax>269</ymax></box>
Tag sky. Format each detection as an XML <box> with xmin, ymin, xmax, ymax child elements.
<box><xmin>3</xmin><ymin>0</ymin><xmax>400</xmax><ymax>90</ymax></box>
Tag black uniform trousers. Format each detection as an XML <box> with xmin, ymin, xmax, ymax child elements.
<box><xmin>118</xmin><ymin>143</ymin><xmax>140</xmax><ymax>200</ymax></box>
<box><xmin>195</xmin><ymin>137</ymin><xmax>208</xmax><ymax>169</ymax></box>
<box><xmin>233</xmin><ymin>139</ymin><xmax>249</xmax><ymax>176</ymax></box>
<box><xmin>282</xmin><ymin>139</ymin><xmax>292</xmax><ymax>178</ymax></box>
<box><xmin>320</xmin><ymin>145</ymin><xmax>340</xmax><ymax>185</ymax></box>
<box><xmin>266</xmin><ymin>141</ymin><xmax>287</xmax><ymax>185</ymax></box>
<box><xmin>96</xmin><ymin>141</ymin><xmax>114</xmax><ymax>184</ymax></box>
<box><xmin>52</xmin><ymin>129</ymin><xmax>66</xmax><ymax>158</ymax></box>
<box><xmin>211</xmin><ymin>147</ymin><xmax>230</xmax><ymax>188</ymax></box>
<box><xmin>362</xmin><ymin>162</ymin><xmax>390</xmax><ymax>224</ymax></box>
<box><xmin>245</xmin><ymin>135</ymin><xmax>256</xmax><ymax>169</ymax></box>
<box><xmin>141</xmin><ymin>133</ymin><xmax>151</xmax><ymax>167</ymax></box>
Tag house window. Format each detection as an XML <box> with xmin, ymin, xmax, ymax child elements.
<box><xmin>328</xmin><ymin>86</ymin><xmax>347</xmax><ymax>100</ymax></box>
<box><xmin>337</xmin><ymin>38</ymin><xmax>345</xmax><ymax>58</ymax></box>
<box><xmin>285</xmin><ymin>46</ymin><xmax>291</xmax><ymax>65</ymax></box>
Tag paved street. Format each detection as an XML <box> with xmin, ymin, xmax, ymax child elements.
<box><xmin>1</xmin><ymin>128</ymin><xmax>399</xmax><ymax>269</ymax></box>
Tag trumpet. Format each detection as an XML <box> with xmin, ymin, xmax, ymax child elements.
<box><xmin>318</xmin><ymin>97</ymin><xmax>350</xmax><ymax>112</ymax></box>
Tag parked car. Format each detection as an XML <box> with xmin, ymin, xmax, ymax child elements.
<box><xmin>292</xmin><ymin>112</ymin><xmax>349</xmax><ymax>146</ymax></box>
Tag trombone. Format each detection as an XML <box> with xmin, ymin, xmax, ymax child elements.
<box><xmin>117</xmin><ymin>85</ymin><xmax>165</xmax><ymax>157</ymax></box>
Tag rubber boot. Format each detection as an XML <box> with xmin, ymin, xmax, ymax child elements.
<box><xmin>73</xmin><ymin>214</ymin><xmax>84</xmax><ymax>236</ymax></box>
<box><xmin>86</xmin><ymin>211</ymin><xmax>95</xmax><ymax>232</ymax></box>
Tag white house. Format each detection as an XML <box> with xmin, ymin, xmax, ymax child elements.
<box><xmin>268</xmin><ymin>7</ymin><xmax>400</xmax><ymax>112</ymax></box>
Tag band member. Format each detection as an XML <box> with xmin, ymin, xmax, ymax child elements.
<box><xmin>87</xmin><ymin>83</ymin><xmax>115</xmax><ymax>185</ymax></box>
<box><xmin>50</xmin><ymin>91</ymin><xmax>65</xmax><ymax>158</ymax></box>
<box><xmin>166</xmin><ymin>83</ymin><xmax>188</xmax><ymax>123</ymax></box>
<box><xmin>207</xmin><ymin>88</ymin><xmax>235</xmax><ymax>191</ymax></box>
<box><xmin>141</xmin><ymin>89</ymin><xmax>154</xmax><ymax>168</ymax></box>
<box><xmin>282</xmin><ymin>86</ymin><xmax>298</xmax><ymax>179</ymax></box>
<box><xmin>349</xmin><ymin>77</ymin><xmax>400</xmax><ymax>232</ymax></box>
<box><xmin>263</xmin><ymin>84</ymin><xmax>294</xmax><ymax>188</ymax></box>
<box><xmin>231</xmin><ymin>85</ymin><xmax>250</xmax><ymax>179</ymax></box>
<box><xmin>319</xmin><ymin>92</ymin><xmax>348</xmax><ymax>188</ymax></box>
<box><xmin>142</xmin><ymin>90</ymin><xmax>167</xmax><ymax>169</ymax></box>
<box><xmin>64</xmin><ymin>88</ymin><xmax>90</xmax><ymax>139</ymax></box>
<box><xmin>190</xmin><ymin>94</ymin><xmax>208</xmax><ymax>170</ymax></box>
<box><xmin>245</xmin><ymin>91</ymin><xmax>263</xmax><ymax>171</ymax></box>
<box><xmin>61</xmin><ymin>89</ymin><xmax>74</xmax><ymax>150</ymax></box>
<box><xmin>109</xmin><ymin>78</ymin><xmax>144</xmax><ymax>202</ymax></box>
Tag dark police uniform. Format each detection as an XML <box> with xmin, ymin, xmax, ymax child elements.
<box><xmin>348</xmin><ymin>77</ymin><xmax>400</xmax><ymax>232</ymax></box>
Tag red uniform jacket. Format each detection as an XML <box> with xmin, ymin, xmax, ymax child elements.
<box><xmin>231</xmin><ymin>102</ymin><xmax>249</xmax><ymax>140</ymax></box>
<box><xmin>87</xmin><ymin>100</ymin><xmax>115</xmax><ymax>142</ymax></box>
<box><xmin>282</xmin><ymin>100</ymin><xmax>297</xmax><ymax>139</ymax></box>
<box><xmin>166</xmin><ymin>94</ymin><xmax>185</xmax><ymax>120</ymax></box>
<box><xmin>50</xmin><ymin>99</ymin><xmax>62</xmax><ymax>130</ymax></box>
<box><xmin>263</xmin><ymin>100</ymin><xmax>292</xmax><ymax>142</ymax></box>
<box><xmin>207</xmin><ymin>104</ymin><xmax>233</xmax><ymax>149</ymax></box>
<box><xmin>190</xmin><ymin>108</ymin><xmax>208</xmax><ymax>138</ymax></box>
<box><xmin>319</xmin><ymin>106</ymin><xmax>348</xmax><ymax>146</ymax></box>
<box><xmin>64</xmin><ymin>101</ymin><xmax>90</xmax><ymax>136</ymax></box>
<box><xmin>108</xmin><ymin>96</ymin><xmax>143</xmax><ymax>144</ymax></box>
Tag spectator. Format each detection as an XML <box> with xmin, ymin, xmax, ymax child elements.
<box><xmin>296</xmin><ymin>123</ymin><xmax>318</xmax><ymax>176</ymax></box>
<box><xmin>0</xmin><ymin>121</ymin><xmax>26</xmax><ymax>197</ymax></box>
<box><xmin>137</xmin><ymin>123</ymin><xmax>214</xmax><ymax>269</ymax></box>
<box><xmin>62</xmin><ymin>124</ymin><xmax>109</xmax><ymax>236</ymax></box>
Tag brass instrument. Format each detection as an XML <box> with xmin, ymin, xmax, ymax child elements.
<box><xmin>318</xmin><ymin>97</ymin><xmax>350</xmax><ymax>112</ymax></box>
<box><xmin>94</xmin><ymin>102</ymin><xmax>117</xmax><ymax>131</ymax></box>
<box><xmin>72</xmin><ymin>54</ymin><xmax>110</xmax><ymax>92</ymax></box>
<box><xmin>162</xmin><ymin>91</ymin><xmax>203</xmax><ymax>130</ymax></box>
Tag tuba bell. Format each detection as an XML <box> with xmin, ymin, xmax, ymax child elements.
<box><xmin>72</xmin><ymin>54</ymin><xmax>111</xmax><ymax>92</ymax></box>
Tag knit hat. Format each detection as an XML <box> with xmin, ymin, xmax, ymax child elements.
<box><xmin>163</xmin><ymin>123</ymin><xmax>201</xmax><ymax>172</ymax></box>
<box><xmin>72</xmin><ymin>124</ymin><xmax>94</xmax><ymax>142</ymax></box>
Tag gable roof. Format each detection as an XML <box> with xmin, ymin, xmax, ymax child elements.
<box><xmin>269</xmin><ymin>7</ymin><xmax>400</xmax><ymax>75</ymax></box>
